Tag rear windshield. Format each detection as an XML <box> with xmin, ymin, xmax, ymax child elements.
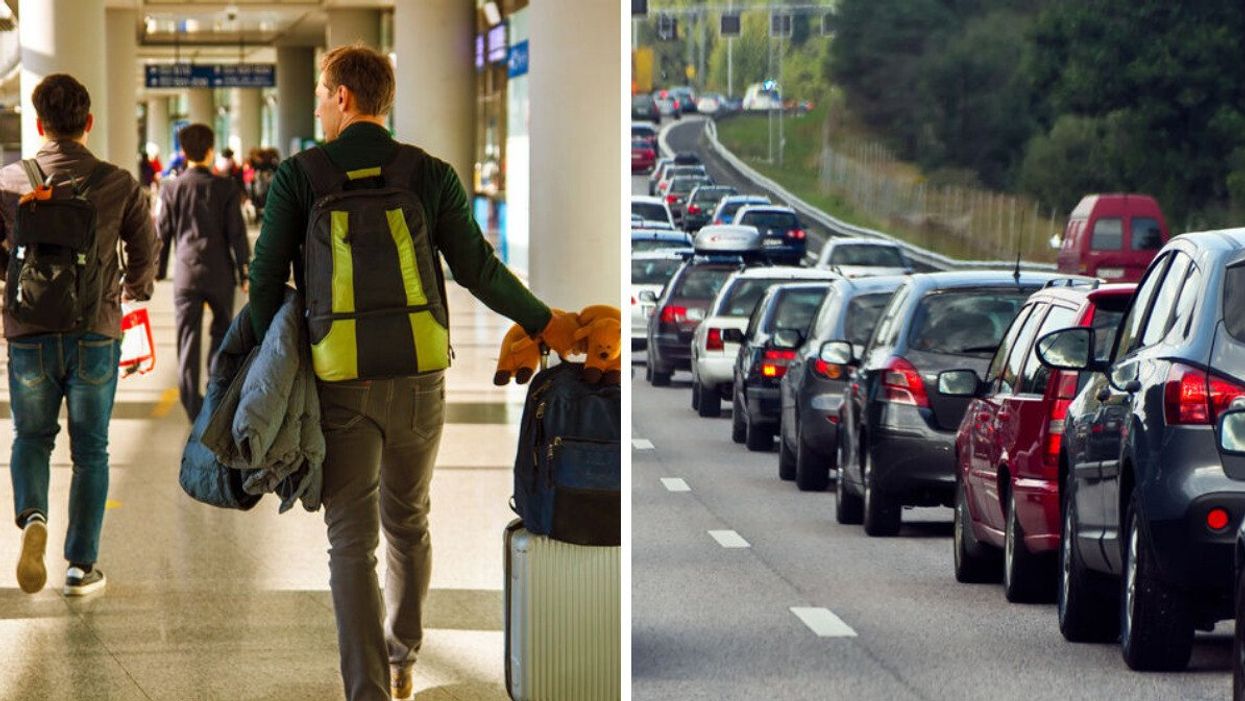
<box><xmin>830</xmin><ymin>245</ymin><xmax>905</xmax><ymax>268</ymax></box>
<box><xmin>767</xmin><ymin>288</ymin><xmax>830</xmax><ymax>333</ymax></box>
<box><xmin>666</xmin><ymin>166</ymin><xmax>705</xmax><ymax>179</ymax></box>
<box><xmin>908</xmin><ymin>288</ymin><xmax>1035</xmax><ymax>357</ymax></box>
<box><xmin>631</xmin><ymin>139</ymin><xmax>651</xmax><ymax>149</ymax></box>
<box><xmin>739</xmin><ymin>211</ymin><xmax>799</xmax><ymax>230</ymax></box>
<box><xmin>716</xmin><ymin>278</ymin><xmax>795</xmax><ymax>317</ymax></box>
<box><xmin>670</xmin><ymin>177</ymin><xmax>706</xmax><ymax>194</ymax></box>
<box><xmin>1131</xmin><ymin>217</ymin><xmax>1164</xmax><ymax>251</ymax></box>
<box><xmin>693</xmin><ymin>188</ymin><xmax>733</xmax><ymax>203</ymax></box>
<box><xmin>719</xmin><ymin>201</ymin><xmax>753</xmax><ymax>220</ymax></box>
<box><xmin>844</xmin><ymin>293</ymin><xmax>893</xmax><ymax>347</ymax></box>
<box><xmin>673</xmin><ymin>265</ymin><xmax>735</xmax><ymax>301</ymax></box>
<box><xmin>632</xmin><ymin>202</ymin><xmax>668</xmax><ymax>222</ymax></box>
<box><xmin>632</xmin><ymin>125</ymin><xmax>655</xmax><ymax>136</ymax></box>
<box><xmin>632</xmin><ymin>96</ymin><xmax>654</xmax><ymax>108</ymax></box>
<box><xmin>1090</xmin><ymin>217</ymin><xmax>1123</xmax><ymax>251</ymax></box>
<box><xmin>632</xmin><ymin>258</ymin><xmax>683</xmax><ymax>285</ymax></box>
<box><xmin>632</xmin><ymin>239</ymin><xmax>687</xmax><ymax>253</ymax></box>
<box><xmin>1225</xmin><ymin>265</ymin><xmax>1245</xmax><ymax>342</ymax></box>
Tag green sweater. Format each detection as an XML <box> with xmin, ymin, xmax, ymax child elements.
<box><xmin>248</xmin><ymin>122</ymin><xmax>551</xmax><ymax>340</ymax></box>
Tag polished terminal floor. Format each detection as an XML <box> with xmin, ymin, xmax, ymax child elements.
<box><xmin>0</xmin><ymin>257</ymin><xmax>528</xmax><ymax>700</ymax></box>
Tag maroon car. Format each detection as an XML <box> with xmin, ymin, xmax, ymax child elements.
<box><xmin>632</xmin><ymin>138</ymin><xmax>657</xmax><ymax>173</ymax></box>
<box><xmin>951</xmin><ymin>280</ymin><xmax>1135</xmax><ymax>602</ymax></box>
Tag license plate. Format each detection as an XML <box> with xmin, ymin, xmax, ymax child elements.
<box><xmin>1098</xmin><ymin>267</ymin><xmax>1125</xmax><ymax>279</ymax></box>
<box><xmin>763</xmin><ymin>238</ymin><xmax>785</xmax><ymax>247</ymax></box>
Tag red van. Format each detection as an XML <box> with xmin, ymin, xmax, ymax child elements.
<box><xmin>951</xmin><ymin>280</ymin><xmax>1135</xmax><ymax>602</ymax></box>
<box><xmin>1055</xmin><ymin>194</ymin><xmax>1168</xmax><ymax>282</ymax></box>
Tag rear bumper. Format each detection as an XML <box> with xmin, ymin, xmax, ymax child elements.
<box><xmin>868</xmin><ymin>402</ymin><xmax>957</xmax><ymax>505</ymax></box>
<box><xmin>762</xmin><ymin>242</ymin><xmax>807</xmax><ymax>262</ymax></box>
<box><xmin>683</xmin><ymin>214</ymin><xmax>711</xmax><ymax>231</ymax></box>
<box><xmin>695</xmin><ymin>353</ymin><xmax>734</xmax><ymax>389</ymax></box>
<box><xmin>799</xmin><ymin>391</ymin><xmax>844</xmax><ymax>459</ymax></box>
<box><xmin>745</xmin><ymin>384</ymin><xmax>782</xmax><ymax>428</ymax></box>
<box><xmin>650</xmin><ymin>333</ymin><xmax>692</xmax><ymax>371</ymax></box>
<box><xmin>1013</xmin><ymin>476</ymin><xmax>1061</xmax><ymax>553</ymax></box>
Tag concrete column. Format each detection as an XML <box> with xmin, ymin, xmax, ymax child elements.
<box><xmin>326</xmin><ymin>8</ymin><xmax>380</xmax><ymax>50</ymax></box>
<box><xmin>106</xmin><ymin>8</ymin><xmax>138</xmax><ymax>176</ymax></box>
<box><xmin>188</xmin><ymin>88</ymin><xmax>214</xmax><ymax>126</ymax></box>
<box><xmin>229</xmin><ymin>87</ymin><xmax>263</xmax><ymax>156</ymax></box>
<box><xmin>20</xmin><ymin>0</ymin><xmax>108</xmax><ymax>158</ymax></box>
<box><xmin>276</xmin><ymin>45</ymin><xmax>316</xmax><ymax>158</ymax></box>
<box><xmin>393</xmin><ymin>0</ymin><xmax>474</xmax><ymax>188</ymax></box>
<box><xmin>145</xmin><ymin>97</ymin><xmax>171</xmax><ymax>162</ymax></box>
<box><xmin>527</xmin><ymin>1</ymin><xmax>622</xmax><ymax>310</ymax></box>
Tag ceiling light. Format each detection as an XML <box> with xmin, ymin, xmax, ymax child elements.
<box><xmin>483</xmin><ymin>2</ymin><xmax>501</xmax><ymax>26</ymax></box>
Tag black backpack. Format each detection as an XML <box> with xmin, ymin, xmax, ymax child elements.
<box><xmin>512</xmin><ymin>361</ymin><xmax>621</xmax><ymax>546</ymax></box>
<box><xmin>4</xmin><ymin>160</ymin><xmax>109</xmax><ymax>333</ymax></box>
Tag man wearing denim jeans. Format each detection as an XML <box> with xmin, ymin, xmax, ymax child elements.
<box><xmin>0</xmin><ymin>74</ymin><xmax>158</xmax><ymax>597</ymax></box>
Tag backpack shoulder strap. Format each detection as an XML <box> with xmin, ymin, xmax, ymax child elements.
<box><xmin>293</xmin><ymin>147</ymin><xmax>346</xmax><ymax>200</ymax></box>
<box><xmin>77</xmin><ymin>163</ymin><xmax>111</xmax><ymax>197</ymax></box>
<box><xmin>20</xmin><ymin>159</ymin><xmax>44</xmax><ymax>190</ymax></box>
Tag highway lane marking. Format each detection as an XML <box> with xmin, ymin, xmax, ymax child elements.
<box><xmin>708</xmin><ymin>530</ymin><xmax>750</xmax><ymax>548</ymax></box>
<box><xmin>790</xmin><ymin>607</ymin><xmax>858</xmax><ymax>638</ymax></box>
<box><xmin>632</xmin><ymin>438</ymin><xmax>655</xmax><ymax>450</ymax></box>
<box><xmin>660</xmin><ymin>478</ymin><xmax>690</xmax><ymax>492</ymax></box>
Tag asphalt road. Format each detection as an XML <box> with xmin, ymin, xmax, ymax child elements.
<box><xmin>629</xmin><ymin>170</ymin><xmax>1233</xmax><ymax>701</ymax></box>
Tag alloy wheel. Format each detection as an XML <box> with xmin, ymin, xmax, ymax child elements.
<box><xmin>1124</xmin><ymin>516</ymin><xmax>1139</xmax><ymax>643</ymax></box>
<box><xmin>1059</xmin><ymin>504</ymin><xmax>1072</xmax><ymax>625</ymax></box>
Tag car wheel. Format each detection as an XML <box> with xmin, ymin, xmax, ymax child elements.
<box><xmin>1057</xmin><ymin>473</ymin><xmax>1120</xmax><ymax>643</ymax></box>
<box><xmin>731</xmin><ymin>391</ymin><xmax>746</xmax><ymax>444</ymax></box>
<box><xmin>745</xmin><ymin>416</ymin><xmax>773</xmax><ymax>452</ymax></box>
<box><xmin>697</xmin><ymin>381</ymin><xmax>721</xmax><ymax>418</ymax></box>
<box><xmin>651</xmin><ymin>365</ymin><xmax>672</xmax><ymax>387</ymax></box>
<box><xmin>691</xmin><ymin>378</ymin><xmax>701</xmax><ymax>410</ymax></box>
<box><xmin>1003</xmin><ymin>489</ymin><xmax>1055</xmax><ymax>603</ymax></box>
<box><xmin>953</xmin><ymin>479</ymin><xmax>1001</xmax><ymax>583</ymax></box>
<box><xmin>794</xmin><ymin>432</ymin><xmax>828</xmax><ymax>492</ymax></box>
<box><xmin>1234</xmin><ymin>564</ymin><xmax>1245</xmax><ymax>700</ymax></box>
<box><xmin>862</xmin><ymin>448</ymin><xmax>900</xmax><ymax>537</ymax></box>
<box><xmin>1120</xmin><ymin>493</ymin><xmax>1194</xmax><ymax>671</ymax></box>
<box><xmin>644</xmin><ymin>362</ymin><xmax>653</xmax><ymax>382</ymax></box>
<box><xmin>778</xmin><ymin>429</ymin><xmax>797</xmax><ymax>480</ymax></box>
<box><xmin>835</xmin><ymin>449</ymin><xmax>864</xmax><ymax>524</ymax></box>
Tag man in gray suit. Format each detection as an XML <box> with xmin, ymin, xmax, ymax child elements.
<box><xmin>156</xmin><ymin>123</ymin><xmax>250</xmax><ymax>421</ymax></box>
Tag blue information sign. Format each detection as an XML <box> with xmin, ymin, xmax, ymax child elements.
<box><xmin>507</xmin><ymin>40</ymin><xmax>529</xmax><ymax>78</ymax></box>
<box><xmin>145</xmin><ymin>63</ymin><xmax>275</xmax><ymax>89</ymax></box>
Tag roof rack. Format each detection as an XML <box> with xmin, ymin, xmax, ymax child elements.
<box><xmin>1042</xmin><ymin>277</ymin><xmax>1101</xmax><ymax>290</ymax></box>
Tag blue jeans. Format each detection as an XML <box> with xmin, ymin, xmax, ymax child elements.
<box><xmin>8</xmin><ymin>332</ymin><xmax>120</xmax><ymax>565</ymax></box>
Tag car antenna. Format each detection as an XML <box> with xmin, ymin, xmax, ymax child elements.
<box><xmin>1013</xmin><ymin>250</ymin><xmax>1021</xmax><ymax>284</ymax></box>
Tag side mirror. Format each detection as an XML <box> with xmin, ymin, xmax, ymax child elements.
<box><xmin>937</xmin><ymin>369</ymin><xmax>982</xmax><ymax>397</ymax></box>
<box><xmin>638</xmin><ymin>290</ymin><xmax>657</xmax><ymax>304</ymax></box>
<box><xmin>772</xmin><ymin>329</ymin><xmax>803</xmax><ymax>350</ymax></box>
<box><xmin>819</xmin><ymin>340</ymin><xmax>854</xmax><ymax>366</ymax></box>
<box><xmin>722</xmin><ymin>328</ymin><xmax>745</xmax><ymax>344</ymax></box>
<box><xmin>1035</xmin><ymin>327</ymin><xmax>1096</xmax><ymax>372</ymax></box>
<box><xmin>1220</xmin><ymin>408</ymin><xmax>1245</xmax><ymax>454</ymax></box>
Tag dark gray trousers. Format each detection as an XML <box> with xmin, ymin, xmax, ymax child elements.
<box><xmin>318</xmin><ymin>373</ymin><xmax>446</xmax><ymax>701</ymax></box>
<box><xmin>173</xmin><ymin>285</ymin><xmax>234</xmax><ymax>421</ymax></box>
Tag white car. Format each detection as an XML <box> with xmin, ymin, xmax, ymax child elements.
<box><xmin>815</xmin><ymin>238</ymin><xmax>913</xmax><ymax>278</ymax></box>
<box><xmin>742</xmin><ymin>83</ymin><xmax>782</xmax><ymax>111</ymax></box>
<box><xmin>631</xmin><ymin>196</ymin><xmax>675</xmax><ymax>229</ymax></box>
<box><xmin>696</xmin><ymin>94</ymin><xmax>722</xmax><ymax>115</ymax></box>
<box><xmin>631</xmin><ymin>251</ymin><xmax>686</xmax><ymax>350</ymax></box>
<box><xmin>690</xmin><ymin>266</ymin><xmax>839</xmax><ymax>417</ymax></box>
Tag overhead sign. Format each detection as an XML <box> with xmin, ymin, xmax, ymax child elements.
<box><xmin>507</xmin><ymin>40</ymin><xmax>529</xmax><ymax>78</ymax></box>
<box><xmin>144</xmin><ymin>63</ymin><xmax>276</xmax><ymax>89</ymax></box>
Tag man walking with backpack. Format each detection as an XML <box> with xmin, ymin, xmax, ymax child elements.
<box><xmin>156</xmin><ymin>123</ymin><xmax>250</xmax><ymax>421</ymax></box>
<box><xmin>247</xmin><ymin>45</ymin><xmax>572</xmax><ymax>700</ymax></box>
<box><xmin>0</xmin><ymin>74</ymin><xmax>159</xmax><ymax>597</ymax></box>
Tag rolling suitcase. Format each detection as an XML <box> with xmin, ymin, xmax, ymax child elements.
<box><xmin>504</xmin><ymin>519</ymin><xmax>621</xmax><ymax>701</ymax></box>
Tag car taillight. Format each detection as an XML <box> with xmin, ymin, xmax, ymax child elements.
<box><xmin>814</xmin><ymin>359</ymin><xmax>845</xmax><ymax>380</ymax></box>
<box><xmin>659</xmin><ymin>305</ymin><xmax>687</xmax><ymax>325</ymax></box>
<box><xmin>788</xmin><ymin>229</ymin><xmax>806</xmax><ymax>240</ymax></box>
<box><xmin>1164</xmin><ymin>363</ymin><xmax>1245</xmax><ymax>425</ymax></box>
<box><xmin>1208</xmin><ymin>508</ymin><xmax>1231</xmax><ymax>532</ymax></box>
<box><xmin>666</xmin><ymin>194</ymin><xmax>678</xmax><ymax>204</ymax></box>
<box><xmin>760</xmin><ymin>348</ymin><xmax>797</xmax><ymax>379</ymax></box>
<box><xmin>881</xmin><ymin>356</ymin><xmax>929</xmax><ymax>408</ymax></box>
<box><xmin>706</xmin><ymin>328</ymin><xmax>724</xmax><ymax>351</ymax></box>
<box><xmin>688</xmin><ymin>204</ymin><xmax>701</xmax><ymax>214</ymax></box>
<box><xmin>712</xmin><ymin>217</ymin><xmax>723</xmax><ymax>225</ymax></box>
<box><xmin>1044</xmin><ymin>371</ymin><xmax>1080</xmax><ymax>470</ymax></box>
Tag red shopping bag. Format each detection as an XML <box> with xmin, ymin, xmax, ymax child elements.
<box><xmin>119</xmin><ymin>306</ymin><xmax>155</xmax><ymax>377</ymax></box>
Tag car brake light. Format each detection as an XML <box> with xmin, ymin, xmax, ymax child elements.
<box><xmin>688</xmin><ymin>204</ymin><xmax>701</xmax><ymax>215</ymax></box>
<box><xmin>1207</xmin><ymin>508</ymin><xmax>1231</xmax><ymax>532</ymax></box>
<box><xmin>881</xmin><ymin>356</ymin><xmax>929</xmax><ymax>408</ymax></box>
<box><xmin>706</xmin><ymin>328</ymin><xmax>724</xmax><ymax>351</ymax></box>
<box><xmin>789</xmin><ymin>229</ymin><xmax>806</xmax><ymax>240</ymax></box>
<box><xmin>814</xmin><ymin>359</ymin><xmax>845</xmax><ymax>380</ymax></box>
<box><xmin>1164</xmin><ymin>363</ymin><xmax>1245</xmax><ymax>425</ymax></box>
<box><xmin>760</xmin><ymin>348</ymin><xmax>797</xmax><ymax>379</ymax></box>
<box><xmin>666</xmin><ymin>194</ymin><xmax>678</xmax><ymax>204</ymax></box>
<box><xmin>1043</xmin><ymin>371</ymin><xmax>1080</xmax><ymax>470</ymax></box>
<box><xmin>660</xmin><ymin>305</ymin><xmax>687</xmax><ymax>325</ymax></box>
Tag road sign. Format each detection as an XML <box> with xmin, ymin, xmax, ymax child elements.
<box><xmin>144</xmin><ymin>63</ymin><xmax>275</xmax><ymax>89</ymax></box>
<box><xmin>721</xmin><ymin>14</ymin><xmax>741</xmax><ymax>37</ymax></box>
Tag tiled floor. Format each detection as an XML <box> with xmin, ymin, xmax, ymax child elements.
<box><xmin>0</xmin><ymin>267</ymin><xmax>529</xmax><ymax>700</ymax></box>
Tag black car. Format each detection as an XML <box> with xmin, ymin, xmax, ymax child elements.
<box><xmin>731</xmin><ymin>282</ymin><xmax>832</xmax><ymax>452</ymax></box>
<box><xmin>836</xmin><ymin>271</ymin><xmax>1060</xmax><ymax>536</ymax></box>
<box><xmin>779</xmin><ymin>276</ymin><xmax>902</xmax><ymax>490</ymax></box>
<box><xmin>1036</xmin><ymin>231</ymin><xmax>1245</xmax><ymax>671</ymax></box>
<box><xmin>632</xmin><ymin>94</ymin><xmax>660</xmax><ymax>122</ymax></box>
<box><xmin>735</xmin><ymin>205</ymin><xmax>807</xmax><ymax>266</ymax></box>
<box><xmin>666</xmin><ymin>176</ymin><xmax>712</xmax><ymax>225</ymax></box>
<box><xmin>683</xmin><ymin>185</ymin><xmax>738</xmax><ymax>232</ymax></box>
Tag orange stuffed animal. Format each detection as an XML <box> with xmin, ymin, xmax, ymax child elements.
<box><xmin>492</xmin><ymin>323</ymin><xmax>542</xmax><ymax>385</ymax></box>
<box><xmin>492</xmin><ymin>305</ymin><xmax>623</xmax><ymax>385</ymax></box>
<box><xmin>575</xmin><ymin>316</ymin><xmax>621</xmax><ymax>384</ymax></box>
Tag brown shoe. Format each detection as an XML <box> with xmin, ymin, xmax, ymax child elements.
<box><xmin>390</xmin><ymin>664</ymin><xmax>413</xmax><ymax>700</ymax></box>
<box><xmin>16</xmin><ymin>518</ymin><xmax>47</xmax><ymax>594</ymax></box>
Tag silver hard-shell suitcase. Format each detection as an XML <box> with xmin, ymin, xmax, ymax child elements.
<box><xmin>504</xmin><ymin>519</ymin><xmax>621</xmax><ymax>701</ymax></box>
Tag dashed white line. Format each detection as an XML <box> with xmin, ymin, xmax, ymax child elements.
<box><xmin>661</xmin><ymin>478</ymin><xmax>690</xmax><ymax>492</ymax></box>
<box><xmin>790</xmin><ymin>607</ymin><xmax>858</xmax><ymax>638</ymax></box>
<box><xmin>632</xmin><ymin>438</ymin><xmax>655</xmax><ymax>450</ymax></box>
<box><xmin>708</xmin><ymin>530</ymin><xmax>750</xmax><ymax>548</ymax></box>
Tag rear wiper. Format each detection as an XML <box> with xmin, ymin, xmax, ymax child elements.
<box><xmin>958</xmin><ymin>345</ymin><xmax>998</xmax><ymax>353</ymax></box>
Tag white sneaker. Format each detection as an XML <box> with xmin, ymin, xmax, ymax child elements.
<box><xmin>63</xmin><ymin>566</ymin><xmax>106</xmax><ymax>597</ymax></box>
<box><xmin>16</xmin><ymin>518</ymin><xmax>47</xmax><ymax>594</ymax></box>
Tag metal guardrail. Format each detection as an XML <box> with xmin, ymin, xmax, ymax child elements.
<box><xmin>661</xmin><ymin>115</ymin><xmax>1057</xmax><ymax>274</ymax></box>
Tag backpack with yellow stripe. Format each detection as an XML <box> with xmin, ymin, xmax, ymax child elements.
<box><xmin>294</xmin><ymin>145</ymin><xmax>450</xmax><ymax>382</ymax></box>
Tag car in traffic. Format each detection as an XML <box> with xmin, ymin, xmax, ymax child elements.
<box><xmin>683</xmin><ymin>185</ymin><xmax>738</xmax><ymax>232</ymax></box>
<box><xmin>669</xmin><ymin>86</ymin><xmax>697</xmax><ymax>114</ymax></box>
<box><xmin>1034</xmin><ymin>230</ymin><xmax>1245</xmax><ymax>670</ymax></box>
<box><xmin>735</xmin><ymin>204</ymin><xmax>808</xmax><ymax>266</ymax></box>
<box><xmin>697</xmin><ymin>93</ymin><xmax>723</xmax><ymax>115</ymax></box>
<box><xmin>1054</xmin><ymin>193</ymin><xmax>1169</xmax><ymax>282</ymax></box>
<box><xmin>691</xmin><ymin>266</ymin><xmax>838</xmax><ymax>419</ymax></box>
<box><xmin>632</xmin><ymin>121</ymin><xmax>658</xmax><ymax>146</ymax></box>
<box><xmin>645</xmin><ymin>226</ymin><xmax>767</xmax><ymax>386</ymax></box>
<box><xmin>632</xmin><ymin>251</ymin><xmax>687</xmax><ymax>351</ymax></box>
<box><xmin>835</xmin><ymin>271</ymin><xmax>1062</xmax><ymax>536</ymax></box>
<box><xmin>656</xmin><ymin>164</ymin><xmax>708</xmax><ymax>197</ymax></box>
<box><xmin>816</xmin><ymin>238</ymin><xmax>913</xmax><ymax>278</ymax></box>
<box><xmin>632</xmin><ymin>228</ymin><xmax>692</xmax><ymax>254</ymax></box>
<box><xmin>949</xmin><ymin>279</ymin><xmax>1133</xmax><ymax>603</ymax></box>
<box><xmin>742</xmin><ymin>82</ymin><xmax>782</xmax><ymax>111</ymax></box>
<box><xmin>666</xmin><ymin>175</ymin><xmax>713</xmax><ymax>225</ymax></box>
<box><xmin>653</xmin><ymin>91</ymin><xmax>680</xmax><ymax>119</ymax></box>
<box><xmin>632</xmin><ymin>196</ymin><xmax>675</xmax><ymax>229</ymax></box>
<box><xmin>732</xmin><ymin>282</ymin><xmax>833</xmax><ymax>451</ymax></box>
<box><xmin>779</xmin><ymin>276</ymin><xmax>903</xmax><ymax>490</ymax></box>
<box><xmin>711</xmin><ymin>194</ymin><xmax>771</xmax><ymax>226</ymax></box>
<box><xmin>632</xmin><ymin>94</ymin><xmax>661</xmax><ymax>122</ymax></box>
<box><xmin>632</xmin><ymin>138</ymin><xmax>657</xmax><ymax>173</ymax></box>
